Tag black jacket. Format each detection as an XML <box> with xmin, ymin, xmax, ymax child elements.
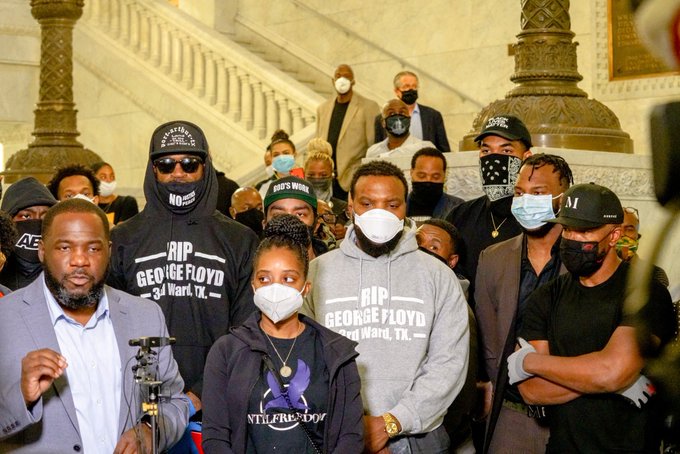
<box><xmin>108</xmin><ymin>146</ymin><xmax>259</xmax><ymax>398</ymax></box>
<box><xmin>202</xmin><ymin>313</ymin><xmax>364</xmax><ymax>454</ymax></box>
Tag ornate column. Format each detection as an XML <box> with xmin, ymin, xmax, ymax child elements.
<box><xmin>460</xmin><ymin>0</ymin><xmax>633</xmax><ymax>153</ymax></box>
<box><xmin>4</xmin><ymin>0</ymin><xmax>100</xmax><ymax>183</ymax></box>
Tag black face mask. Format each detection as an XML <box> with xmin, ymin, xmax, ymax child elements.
<box><xmin>307</xmin><ymin>177</ymin><xmax>332</xmax><ymax>195</ymax></box>
<box><xmin>234</xmin><ymin>208</ymin><xmax>264</xmax><ymax>237</ymax></box>
<box><xmin>13</xmin><ymin>219</ymin><xmax>43</xmax><ymax>276</ymax></box>
<box><xmin>410</xmin><ymin>182</ymin><xmax>444</xmax><ymax>206</ymax></box>
<box><xmin>384</xmin><ymin>114</ymin><xmax>410</xmax><ymax>137</ymax></box>
<box><xmin>157</xmin><ymin>179</ymin><xmax>206</xmax><ymax>215</ymax></box>
<box><xmin>559</xmin><ymin>234</ymin><xmax>609</xmax><ymax>277</ymax></box>
<box><xmin>400</xmin><ymin>89</ymin><xmax>418</xmax><ymax>105</ymax></box>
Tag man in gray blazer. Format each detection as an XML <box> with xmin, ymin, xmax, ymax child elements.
<box><xmin>475</xmin><ymin>154</ymin><xmax>573</xmax><ymax>453</ymax></box>
<box><xmin>0</xmin><ymin>198</ymin><xmax>188</xmax><ymax>453</ymax></box>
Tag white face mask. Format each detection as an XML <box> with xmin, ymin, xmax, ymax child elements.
<box><xmin>354</xmin><ymin>208</ymin><xmax>404</xmax><ymax>244</ymax></box>
<box><xmin>253</xmin><ymin>283</ymin><xmax>304</xmax><ymax>324</ymax></box>
<box><xmin>334</xmin><ymin>77</ymin><xmax>351</xmax><ymax>95</ymax></box>
<box><xmin>99</xmin><ymin>180</ymin><xmax>117</xmax><ymax>197</ymax></box>
<box><xmin>265</xmin><ymin>165</ymin><xmax>275</xmax><ymax>178</ymax></box>
<box><xmin>70</xmin><ymin>193</ymin><xmax>96</xmax><ymax>204</ymax></box>
<box><xmin>511</xmin><ymin>193</ymin><xmax>560</xmax><ymax>230</ymax></box>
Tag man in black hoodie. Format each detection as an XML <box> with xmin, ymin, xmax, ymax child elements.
<box><xmin>108</xmin><ymin>120</ymin><xmax>259</xmax><ymax>414</ymax></box>
<box><xmin>0</xmin><ymin>177</ymin><xmax>58</xmax><ymax>290</ymax></box>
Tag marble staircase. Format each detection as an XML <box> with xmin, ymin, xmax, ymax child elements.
<box><xmin>78</xmin><ymin>0</ymin><xmax>325</xmax><ymax>183</ymax></box>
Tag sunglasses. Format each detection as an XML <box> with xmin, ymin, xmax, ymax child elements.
<box><xmin>153</xmin><ymin>157</ymin><xmax>204</xmax><ymax>174</ymax></box>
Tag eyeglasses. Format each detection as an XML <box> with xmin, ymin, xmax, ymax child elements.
<box><xmin>153</xmin><ymin>157</ymin><xmax>204</xmax><ymax>174</ymax></box>
<box><xmin>624</xmin><ymin>207</ymin><xmax>639</xmax><ymax>219</ymax></box>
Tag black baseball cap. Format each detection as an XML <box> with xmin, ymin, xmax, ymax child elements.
<box><xmin>149</xmin><ymin>120</ymin><xmax>208</xmax><ymax>159</ymax></box>
<box><xmin>264</xmin><ymin>176</ymin><xmax>318</xmax><ymax>212</ymax></box>
<box><xmin>548</xmin><ymin>183</ymin><xmax>623</xmax><ymax>229</ymax></box>
<box><xmin>475</xmin><ymin>115</ymin><xmax>533</xmax><ymax>148</ymax></box>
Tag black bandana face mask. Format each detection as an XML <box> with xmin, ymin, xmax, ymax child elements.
<box><xmin>559</xmin><ymin>231</ymin><xmax>611</xmax><ymax>276</ymax></box>
<box><xmin>479</xmin><ymin>154</ymin><xmax>522</xmax><ymax>201</ymax></box>
<box><xmin>157</xmin><ymin>179</ymin><xmax>206</xmax><ymax>215</ymax></box>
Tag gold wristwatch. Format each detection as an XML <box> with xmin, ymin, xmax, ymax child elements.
<box><xmin>382</xmin><ymin>412</ymin><xmax>400</xmax><ymax>438</ymax></box>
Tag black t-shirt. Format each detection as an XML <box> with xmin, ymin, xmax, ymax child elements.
<box><xmin>327</xmin><ymin>101</ymin><xmax>349</xmax><ymax>166</ymax></box>
<box><xmin>520</xmin><ymin>262</ymin><xmax>676</xmax><ymax>453</ymax></box>
<box><xmin>98</xmin><ymin>195</ymin><xmax>139</xmax><ymax>225</ymax></box>
<box><xmin>247</xmin><ymin>326</ymin><xmax>329</xmax><ymax>453</ymax></box>
<box><xmin>446</xmin><ymin>195</ymin><xmax>522</xmax><ymax>307</ymax></box>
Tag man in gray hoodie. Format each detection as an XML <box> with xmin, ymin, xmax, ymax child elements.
<box><xmin>302</xmin><ymin>160</ymin><xmax>470</xmax><ymax>453</ymax></box>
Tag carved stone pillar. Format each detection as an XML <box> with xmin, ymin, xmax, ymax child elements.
<box><xmin>460</xmin><ymin>0</ymin><xmax>633</xmax><ymax>153</ymax></box>
<box><xmin>4</xmin><ymin>0</ymin><xmax>101</xmax><ymax>183</ymax></box>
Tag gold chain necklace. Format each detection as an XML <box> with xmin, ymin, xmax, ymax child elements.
<box><xmin>490</xmin><ymin>212</ymin><xmax>508</xmax><ymax>238</ymax></box>
<box><xmin>262</xmin><ymin>322</ymin><xmax>303</xmax><ymax>378</ymax></box>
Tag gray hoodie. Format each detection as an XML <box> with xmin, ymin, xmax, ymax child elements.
<box><xmin>302</xmin><ymin>218</ymin><xmax>469</xmax><ymax>435</ymax></box>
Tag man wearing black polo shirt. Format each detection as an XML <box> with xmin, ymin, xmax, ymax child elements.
<box><xmin>509</xmin><ymin>183</ymin><xmax>676</xmax><ymax>453</ymax></box>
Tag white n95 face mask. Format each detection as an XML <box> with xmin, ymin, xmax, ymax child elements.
<box><xmin>334</xmin><ymin>77</ymin><xmax>351</xmax><ymax>94</ymax></box>
<box><xmin>99</xmin><ymin>180</ymin><xmax>117</xmax><ymax>197</ymax></box>
<box><xmin>354</xmin><ymin>209</ymin><xmax>404</xmax><ymax>244</ymax></box>
<box><xmin>511</xmin><ymin>193</ymin><xmax>559</xmax><ymax>230</ymax></box>
<box><xmin>253</xmin><ymin>283</ymin><xmax>304</xmax><ymax>324</ymax></box>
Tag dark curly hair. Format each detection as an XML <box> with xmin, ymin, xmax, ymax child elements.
<box><xmin>47</xmin><ymin>164</ymin><xmax>100</xmax><ymax>199</ymax></box>
<box><xmin>521</xmin><ymin>154</ymin><xmax>574</xmax><ymax>190</ymax></box>
<box><xmin>0</xmin><ymin>210</ymin><xmax>18</xmax><ymax>259</ymax></box>
<box><xmin>411</xmin><ymin>147</ymin><xmax>447</xmax><ymax>171</ymax></box>
<box><xmin>266</xmin><ymin>129</ymin><xmax>296</xmax><ymax>153</ymax></box>
<box><xmin>350</xmin><ymin>160</ymin><xmax>408</xmax><ymax>200</ymax></box>
<box><xmin>257</xmin><ymin>213</ymin><xmax>310</xmax><ymax>277</ymax></box>
<box><xmin>421</xmin><ymin>218</ymin><xmax>462</xmax><ymax>256</ymax></box>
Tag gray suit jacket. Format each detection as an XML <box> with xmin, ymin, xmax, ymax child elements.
<box><xmin>475</xmin><ymin>235</ymin><xmax>566</xmax><ymax>452</ymax></box>
<box><xmin>475</xmin><ymin>235</ymin><xmax>524</xmax><ymax>385</ymax></box>
<box><xmin>0</xmin><ymin>275</ymin><xmax>189</xmax><ymax>453</ymax></box>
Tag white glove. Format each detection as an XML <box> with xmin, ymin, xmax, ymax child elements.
<box><xmin>507</xmin><ymin>338</ymin><xmax>536</xmax><ymax>385</ymax></box>
<box><xmin>617</xmin><ymin>374</ymin><xmax>655</xmax><ymax>408</ymax></box>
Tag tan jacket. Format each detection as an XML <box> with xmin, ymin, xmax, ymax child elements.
<box><xmin>316</xmin><ymin>92</ymin><xmax>380</xmax><ymax>191</ymax></box>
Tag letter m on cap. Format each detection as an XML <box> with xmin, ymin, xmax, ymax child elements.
<box><xmin>566</xmin><ymin>196</ymin><xmax>579</xmax><ymax>209</ymax></box>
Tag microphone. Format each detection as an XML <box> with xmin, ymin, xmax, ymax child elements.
<box><xmin>129</xmin><ymin>337</ymin><xmax>176</xmax><ymax>348</ymax></box>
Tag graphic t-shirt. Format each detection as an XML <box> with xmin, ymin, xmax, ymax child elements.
<box><xmin>247</xmin><ymin>326</ymin><xmax>329</xmax><ymax>453</ymax></box>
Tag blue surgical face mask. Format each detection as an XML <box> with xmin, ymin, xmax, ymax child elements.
<box><xmin>272</xmin><ymin>154</ymin><xmax>295</xmax><ymax>174</ymax></box>
<box><xmin>511</xmin><ymin>193</ymin><xmax>561</xmax><ymax>230</ymax></box>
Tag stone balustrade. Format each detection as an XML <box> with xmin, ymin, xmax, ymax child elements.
<box><xmin>82</xmin><ymin>0</ymin><xmax>321</xmax><ymax>142</ymax></box>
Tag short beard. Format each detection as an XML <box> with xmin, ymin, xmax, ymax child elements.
<box><xmin>524</xmin><ymin>222</ymin><xmax>555</xmax><ymax>238</ymax></box>
<box><xmin>44</xmin><ymin>265</ymin><xmax>106</xmax><ymax>311</ymax></box>
<box><xmin>354</xmin><ymin>224</ymin><xmax>403</xmax><ymax>258</ymax></box>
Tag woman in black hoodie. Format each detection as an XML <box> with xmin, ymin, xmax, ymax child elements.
<box><xmin>202</xmin><ymin>215</ymin><xmax>364</xmax><ymax>453</ymax></box>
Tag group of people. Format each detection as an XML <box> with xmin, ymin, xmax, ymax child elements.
<box><xmin>0</xmin><ymin>64</ymin><xmax>676</xmax><ymax>454</ymax></box>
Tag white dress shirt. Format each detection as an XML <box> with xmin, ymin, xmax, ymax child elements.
<box><xmin>44</xmin><ymin>276</ymin><xmax>122</xmax><ymax>453</ymax></box>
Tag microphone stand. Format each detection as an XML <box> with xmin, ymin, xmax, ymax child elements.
<box><xmin>130</xmin><ymin>337</ymin><xmax>175</xmax><ymax>454</ymax></box>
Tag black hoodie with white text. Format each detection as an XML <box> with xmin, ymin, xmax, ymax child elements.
<box><xmin>108</xmin><ymin>143</ymin><xmax>258</xmax><ymax>399</ymax></box>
